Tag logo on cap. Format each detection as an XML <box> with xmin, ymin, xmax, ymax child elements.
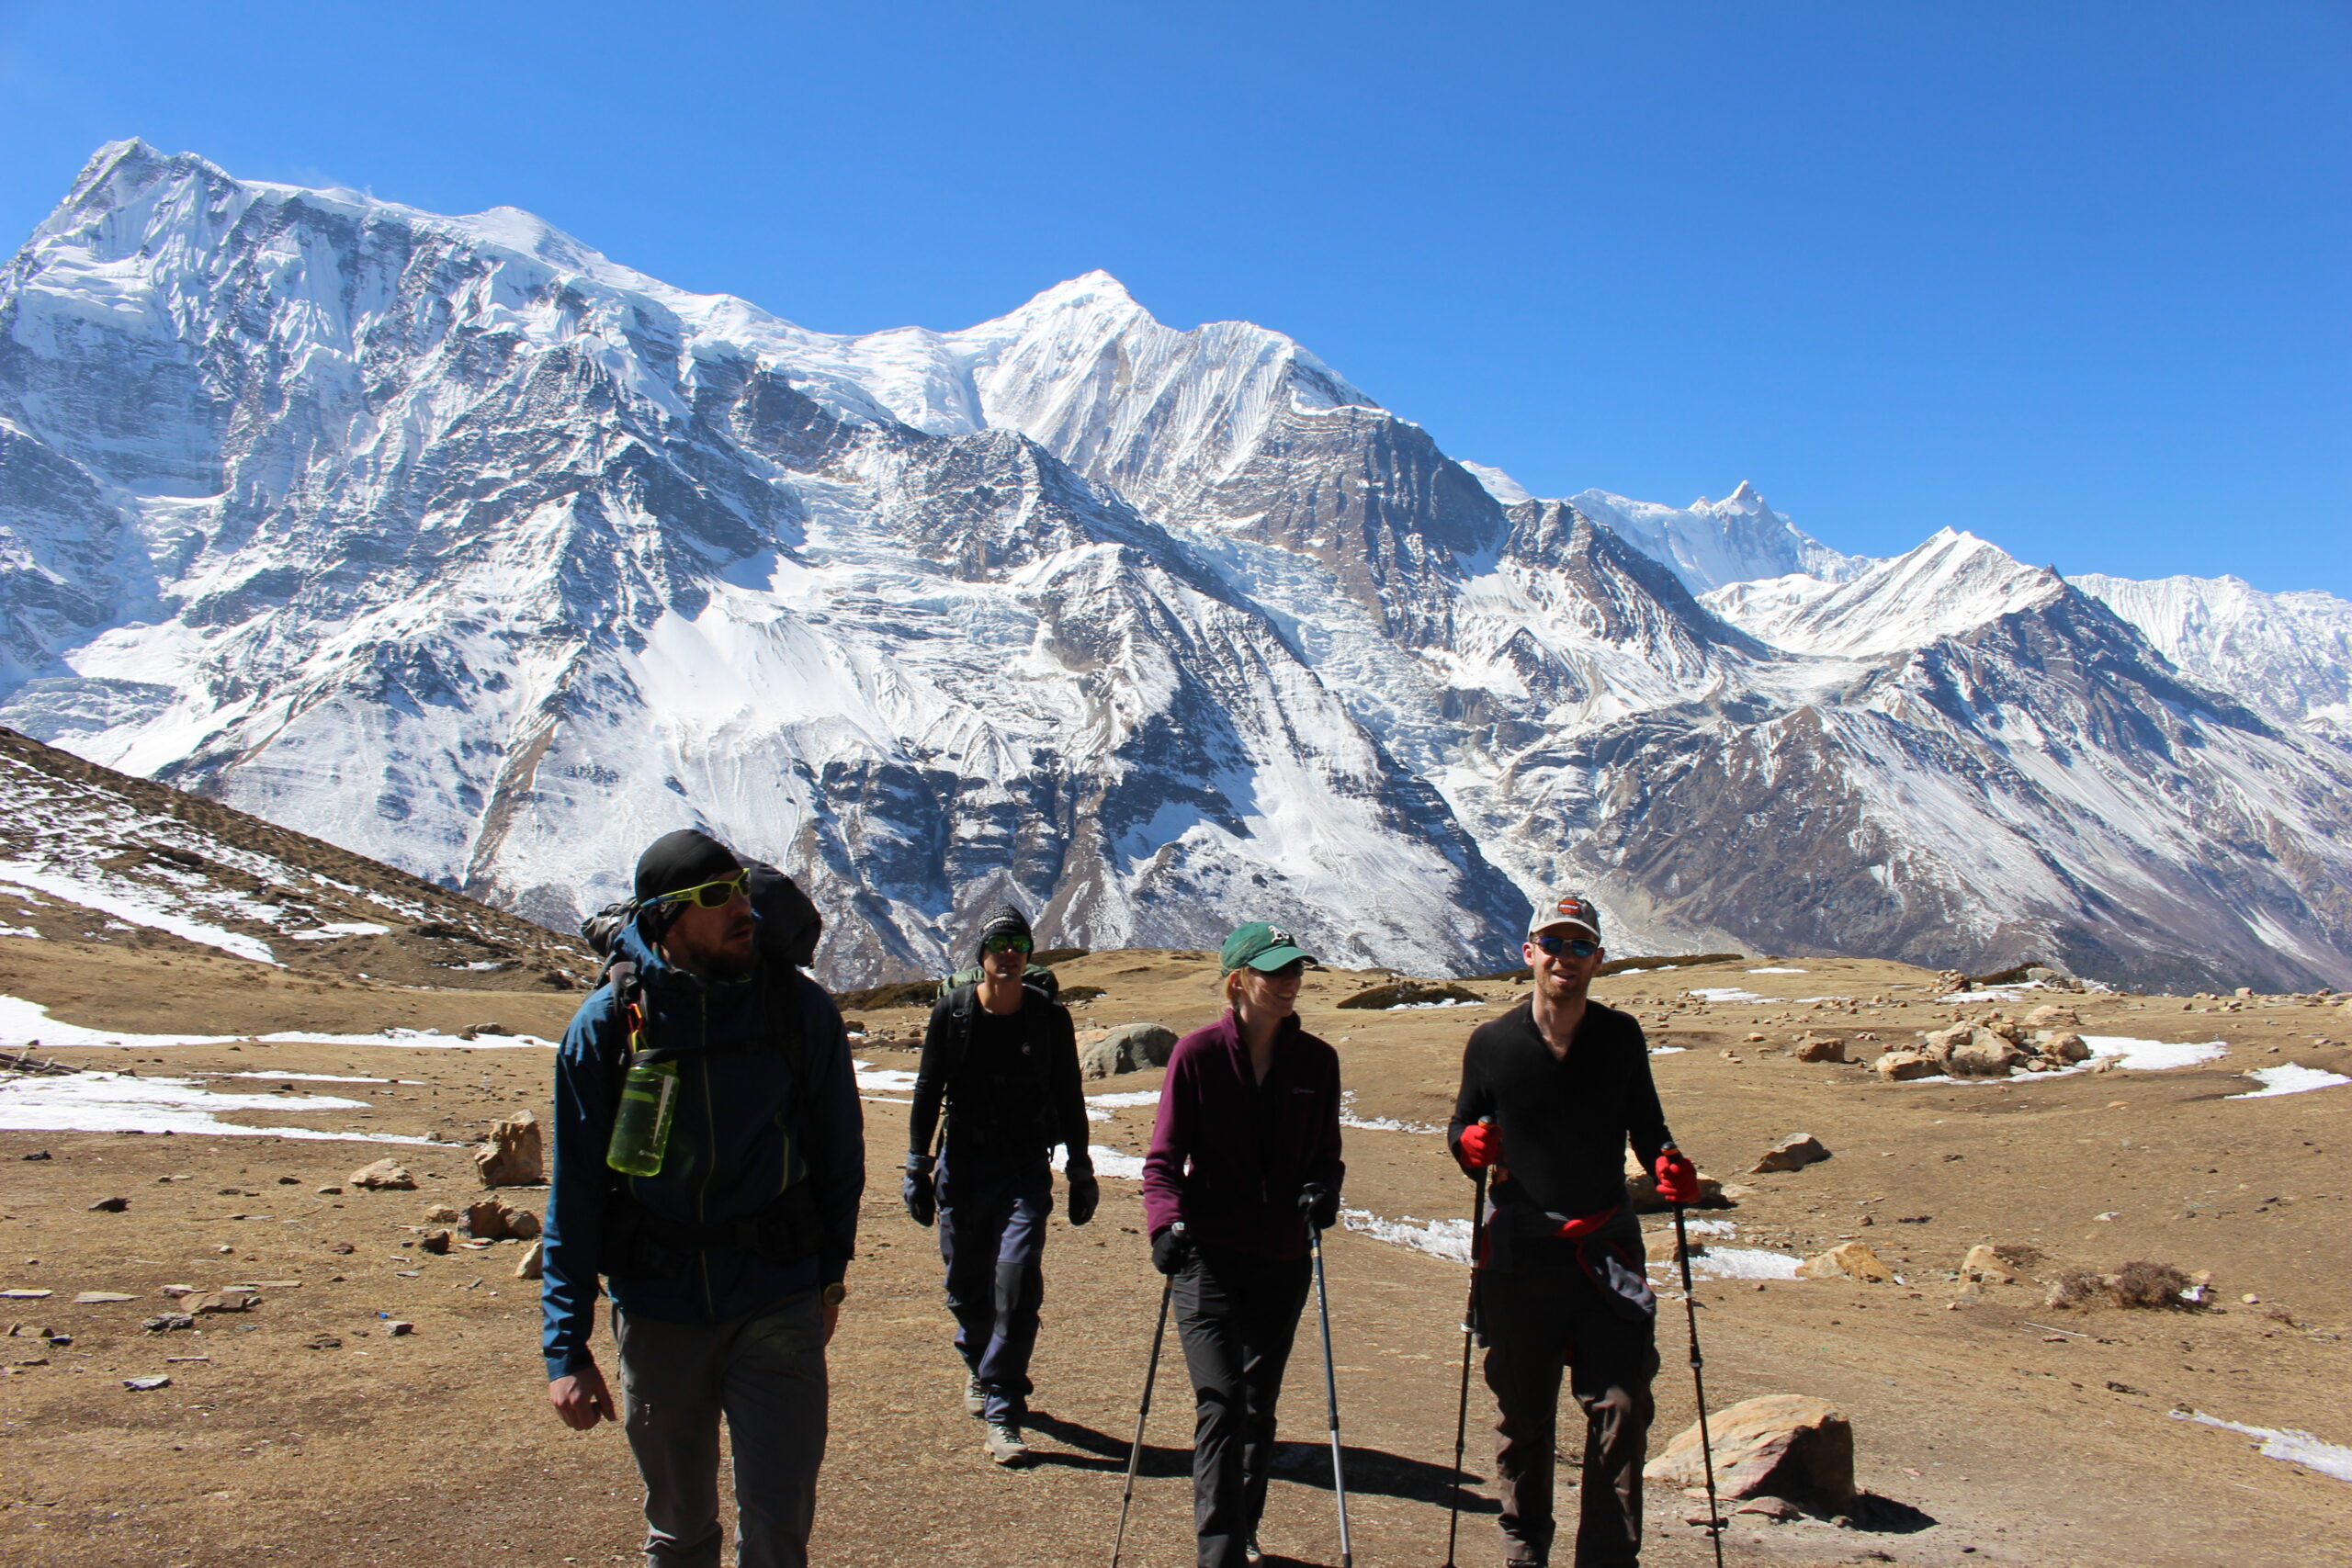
<box><xmin>1269</xmin><ymin>927</ymin><xmax>1295</xmax><ymax>947</ymax></box>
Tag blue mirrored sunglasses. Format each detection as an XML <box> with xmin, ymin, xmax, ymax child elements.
<box><xmin>1533</xmin><ymin>934</ymin><xmax>1599</xmax><ymax>959</ymax></box>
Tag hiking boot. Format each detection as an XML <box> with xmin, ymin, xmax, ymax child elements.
<box><xmin>962</xmin><ymin>1374</ymin><xmax>986</xmax><ymax>1418</ymax></box>
<box><xmin>983</xmin><ymin>1419</ymin><xmax>1029</xmax><ymax>1465</ymax></box>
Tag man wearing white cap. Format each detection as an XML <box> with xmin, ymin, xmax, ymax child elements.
<box><xmin>1447</xmin><ymin>895</ymin><xmax>1702</xmax><ymax>1567</ymax></box>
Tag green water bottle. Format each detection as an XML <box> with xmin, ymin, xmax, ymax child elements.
<box><xmin>606</xmin><ymin>1000</ymin><xmax>680</xmax><ymax>1177</ymax></box>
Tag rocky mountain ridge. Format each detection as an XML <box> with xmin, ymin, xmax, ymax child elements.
<box><xmin>2</xmin><ymin>141</ymin><xmax>2347</xmax><ymax>989</ymax></box>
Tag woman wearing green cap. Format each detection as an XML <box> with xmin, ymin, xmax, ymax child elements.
<box><xmin>1141</xmin><ymin>922</ymin><xmax>1345</xmax><ymax>1567</ymax></box>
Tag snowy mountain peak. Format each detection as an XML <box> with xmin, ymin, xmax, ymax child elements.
<box><xmin>1727</xmin><ymin>526</ymin><xmax>2061</xmax><ymax>659</ymax></box>
<box><xmin>1570</xmin><ymin>485</ymin><xmax>1864</xmax><ymax>596</ymax></box>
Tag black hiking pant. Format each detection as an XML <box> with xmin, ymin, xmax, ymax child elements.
<box><xmin>1479</xmin><ymin>1261</ymin><xmax>1659</xmax><ymax>1566</ymax></box>
<box><xmin>1174</xmin><ymin>1242</ymin><xmax>1313</xmax><ymax>1568</ymax></box>
<box><xmin>936</xmin><ymin>1151</ymin><xmax>1051</xmax><ymax>1423</ymax></box>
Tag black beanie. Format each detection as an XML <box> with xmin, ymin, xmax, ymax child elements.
<box><xmin>975</xmin><ymin>903</ymin><xmax>1032</xmax><ymax>961</ymax></box>
<box><xmin>634</xmin><ymin>829</ymin><xmax>742</xmax><ymax>904</ymax></box>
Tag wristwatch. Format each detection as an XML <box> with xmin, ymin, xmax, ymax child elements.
<box><xmin>821</xmin><ymin>1281</ymin><xmax>849</xmax><ymax>1307</ymax></box>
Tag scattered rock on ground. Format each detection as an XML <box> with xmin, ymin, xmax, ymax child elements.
<box><xmin>1080</xmin><ymin>1022</ymin><xmax>1179</xmax><ymax>1077</ymax></box>
<box><xmin>2038</xmin><ymin>1031</ymin><xmax>2092</xmax><ymax>1065</ymax></box>
<box><xmin>1751</xmin><ymin>1134</ymin><xmax>1831</xmax><ymax>1174</ymax></box>
<box><xmin>423</xmin><ymin>1203</ymin><xmax>462</xmax><ymax>1224</ymax></box>
<box><xmin>349</xmin><ymin>1159</ymin><xmax>415</xmax><ymax>1191</ymax></box>
<box><xmin>1875</xmin><ymin>1049</ymin><xmax>1939</xmax><ymax>1081</ymax></box>
<box><xmin>1797</xmin><ymin>1241</ymin><xmax>1894</xmax><ymax>1283</ymax></box>
<box><xmin>419</xmin><ymin>1229</ymin><xmax>452</xmax><ymax>1255</ymax></box>
<box><xmin>1623</xmin><ymin>1154</ymin><xmax>1729</xmax><ymax>1213</ymax></box>
<box><xmin>1338</xmin><ymin>980</ymin><xmax>1484</xmax><ymax>1010</ymax></box>
<box><xmin>1646</xmin><ymin>1393</ymin><xmax>1856</xmax><ymax>1503</ymax></box>
<box><xmin>86</xmin><ymin>1196</ymin><xmax>128</xmax><ymax>1213</ymax></box>
<box><xmin>1958</xmin><ymin>1244</ymin><xmax>2021</xmax><ymax>1287</ymax></box>
<box><xmin>142</xmin><ymin>1313</ymin><xmax>195</xmax><ymax>1333</ymax></box>
<box><xmin>514</xmin><ymin>1237</ymin><xmax>545</xmax><ymax>1280</ymax></box>
<box><xmin>385</xmin><ymin>1320</ymin><xmax>414</xmax><ymax>1337</ymax></box>
<box><xmin>73</xmin><ymin>1291</ymin><xmax>134</xmax><ymax>1303</ymax></box>
<box><xmin>1792</xmin><ymin>1034</ymin><xmax>1845</xmax><ymax>1063</ymax></box>
<box><xmin>466</xmin><ymin>1197</ymin><xmax>540</xmax><ymax>1241</ymax></box>
<box><xmin>122</xmin><ymin>1375</ymin><xmax>171</xmax><ymax>1392</ymax></box>
<box><xmin>475</xmin><ymin>1112</ymin><xmax>543</xmax><ymax>1187</ymax></box>
<box><xmin>187</xmin><ymin>1289</ymin><xmax>257</xmax><ymax>1314</ymax></box>
<box><xmin>1645</xmin><ymin>1230</ymin><xmax>1706</xmax><ymax>1264</ymax></box>
<box><xmin>2024</xmin><ymin>1004</ymin><xmax>2082</xmax><ymax>1030</ymax></box>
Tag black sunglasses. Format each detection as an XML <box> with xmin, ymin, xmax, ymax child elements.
<box><xmin>1533</xmin><ymin>934</ymin><xmax>1599</xmax><ymax>959</ymax></box>
<box><xmin>656</xmin><ymin>869</ymin><xmax>750</xmax><ymax>909</ymax></box>
<box><xmin>982</xmin><ymin>932</ymin><xmax>1034</xmax><ymax>954</ymax></box>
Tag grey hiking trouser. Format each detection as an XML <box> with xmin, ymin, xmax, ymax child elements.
<box><xmin>614</xmin><ymin>1289</ymin><xmax>829</xmax><ymax>1568</ymax></box>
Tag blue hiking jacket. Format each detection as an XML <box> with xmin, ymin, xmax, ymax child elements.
<box><xmin>539</xmin><ymin>915</ymin><xmax>865</xmax><ymax>1380</ymax></box>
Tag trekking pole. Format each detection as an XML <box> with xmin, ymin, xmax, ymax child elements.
<box><xmin>1108</xmin><ymin>1273</ymin><xmax>1175</xmax><ymax>1568</ymax></box>
<box><xmin>1670</xmin><ymin>1178</ymin><xmax>1726</xmax><ymax>1568</ymax></box>
<box><xmin>1441</xmin><ymin>1164</ymin><xmax>1487</xmax><ymax>1568</ymax></box>
<box><xmin>1309</xmin><ymin>1224</ymin><xmax>1354</xmax><ymax>1568</ymax></box>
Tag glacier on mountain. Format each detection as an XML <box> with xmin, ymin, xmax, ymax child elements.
<box><xmin>2</xmin><ymin>141</ymin><xmax>2347</xmax><ymax>990</ymax></box>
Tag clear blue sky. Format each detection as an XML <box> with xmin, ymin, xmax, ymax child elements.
<box><xmin>3</xmin><ymin>2</ymin><xmax>2345</xmax><ymax>593</ymax></box>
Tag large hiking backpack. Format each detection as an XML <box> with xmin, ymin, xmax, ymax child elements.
<box><xmin>938</xmin><ymin>961</ymin><xmax>1060</xmax><ymax>1001</ymax></box>
<box><xmin>575</xmin><ymin>860</ymin><xmax>838</xmax><ymax>1278</ymax></box>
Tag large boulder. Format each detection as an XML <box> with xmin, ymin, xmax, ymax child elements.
<box><xmin>1948</xmin><ymin>1029</ymin><xmax>2027</xmax><ymax>1077</ymax></box>
<box><xmin>349</xmin><ymin>1159</ymin><xmax>415</xmax><ymax>1191</ymax></box>
<box><xmin>2037</xmin><ymin>1031</ymin><xmax>2092</xmax><ymax>1065</ymax></box>
<box><xmin>1645</xmin><ymin>1393</ymin><xmax>1855</xmax><ymax>1503</ymax></box>
<box><xmin>1080</xmin><ymin>1022</ymin><xmax>1180</xmax><ymax>1078</ymax></box>
<box><xmin>1875</xmin><ymin>1049</ymin><xmax>1939</xmax><ymax>1081</ymax></box>
<box><xmin>1797</xmin><ymin>1241</ymin><xmax>1894</xmax><ymax>1282</ymax></box>
<box><xmin>1792</xmin><ymin>1034</ymin><xmax>1846</xmax><ymax>1063</ymax></box>
<box><xmin>1750</xmin><ymin>1134</ymin><xmax>1831</xmax><ymax>1174</ymax></box>
<box><xmin>467</xmin><ymin>1196</ymin><xmax>540</xmax><ymax>1241</ymax></box>
<box><xmin>476</xmin><ymin>1112</ymin><xmax>544</xmax><ymax>1188</ymax></box>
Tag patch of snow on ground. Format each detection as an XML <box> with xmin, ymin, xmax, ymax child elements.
<box><xmin>0</xmin><ymin>995</ymin><xmax>240</xmax><ymax>1049</ymax></box>
<box><xmin>1086</xmin><ymin>1090</ymin><xmax>1162</xmax><ymax>1110</ymax></box>
<box><xmin>1390</xmin><ymin>998</ymin><xmax>1478</xmax><ymax>1010</ymax></box>
<box><xmin>0</xmin><ymin>1069</ymin><xmax>430</xmax><ymax>1144</ymax></box>
<box><xmin>1685</xmin><ymin>1247</ymin><xmax>1805</xmax><ymax>1280</ymax></box>
<box><xmin>253</xmin><ymin>1028</ymin><xmax>557</xmax><ymax>1049</ymax></box>
<box><xmin>2087</xmin><ymin>1035</ymin><xmax>2228</xmax><ymax>1070</ymax></box>
<box><xmin>1340</xmin><ymin>1209</ymin><xmax>1472</xmax><ymax>1264</ymax></box>
<box><xmin>1055</xmin><ymin>1144</ymin><xmax>1146</xmax><ymax>1180</ymax></box>
<box><xmin>1748</xmin><ymin>967</ymin><xmax>1807</xmax><ymax>975</ymax></box>
<box><xmin>221</xmin><ymin>1071</ymin><xmax>417</xmax><ymax>1084</ymax></box>
<box><xmin>1648</xmin><ymin>1045</ymin><xmax>1687</xmax><ymax>1055</ymax></box>
<box><xmin>0</xmin><ymin>861</ymin><xmax>280</xmax><ymax>964</ymax></box>
<box><xmin>287</xmin><ymin>923</ymin><xmax>391</xmax><ymax>941</ymax></box>
<box><xmin>853</xmin><ymin>1059</ymin><xmax>919</xmax><ymax>1093</ymax></box>
<box><xmin>0</xmin><ymin>926</ymin><xmax>40</xmax><ymax>939</ymax></box>
<box><xmin>1338</xmin><ymin>1090</ymin><xmax>1442</xmax><ymax>1134</ymax></box>
<box><xmin>1688</xmin><ymin>987</ymin><xmax>1770</xmax><ymax>1004</ymax></box>
<box><xmin>2177</xmin><ymin>1411</ymin><xmax>2352</xmax><ymax>1484</ymax></box>
<box><xmin>2230</xmin><ymin>1065</ymin><xmax>2352</xmax><ymax>1099</ymax></box>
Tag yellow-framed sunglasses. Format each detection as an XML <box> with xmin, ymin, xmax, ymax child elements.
<box><xmin>654</xmin><ymin>869</ymin><xmax>751</xmax><ymax>909</ymax></box>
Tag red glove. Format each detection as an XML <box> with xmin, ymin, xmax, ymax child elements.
<box><xmin>1653</xmin><ymin>1148</ymin><xmax>1702</xmax><ymax>1206</ymax></box>
<box><xmin>1458</xmin><ymin>1121</ymin><xmax>1503</xmax><ymax>1172</ymax></box>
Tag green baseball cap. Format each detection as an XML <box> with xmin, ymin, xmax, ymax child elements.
<box><xmin>1220</xmin><ymin>921</ymin><xmax>1319</xmax><ymax>974</ymax></box>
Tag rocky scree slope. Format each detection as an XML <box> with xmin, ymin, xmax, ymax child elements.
<box><xmin>2</xmin><ymin>141</ymin><xmax>2348</xmax><ymax>990</ymax></box>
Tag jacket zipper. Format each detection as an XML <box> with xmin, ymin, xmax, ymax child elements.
<box><xmin>695</xmin><ymin>987</ymin><xmax>715</xmax><ymax>1316</ymax></box>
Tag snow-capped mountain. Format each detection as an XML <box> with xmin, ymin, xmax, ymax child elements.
<box><xmin>2069</xmin><ymin>571</ymin><xmax>2352</xmax><ymax>740</ymax></box>
<box><xmin>3</xmin><ymin>141</ymin><xmax>2347</xmax><ymax>991</ymax></box>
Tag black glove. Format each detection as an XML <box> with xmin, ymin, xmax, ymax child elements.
<box><xmin>1298</xmin><ymin>1181</ymin><xmax>1339</xmax><ymax>1233</ymax></box>
<box><xmin>901</xmin><ymin>1153</ymin><xmax>935</xmax><ymax>1228</ymax></box>
<box><xmin>1065</xmin><ymin>1168</ymin><xmax>1100</xmax><ymax>1227</ymax></box>
<box><xmin>1151</xmin><ymin>1222</ymin><xmax>1193</xmax><ymax>1276</ymax></box>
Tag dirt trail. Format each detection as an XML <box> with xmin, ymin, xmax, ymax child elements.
<box><xmin>4</xmin><ymin>940</ymin><xmax>2347</xmax><ymax>1566</ymax></box>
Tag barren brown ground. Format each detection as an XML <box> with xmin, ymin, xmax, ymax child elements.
<box><xmin>4</xmin><ymin>938</ymin><xmax>2347</xmax><ymax>1567</ymax></box>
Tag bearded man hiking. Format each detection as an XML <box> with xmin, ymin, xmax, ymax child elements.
<box><xmin>1448</xmin><ymin>895</ymin><xmax>1702</xmax><ymax>1568</ymax></box>
<box><xmin>541</xmin><ymin>829</ymin><xmax>865</xmax><ymax>1568</ymax></box>
<box><xmin>903</xmin><ymin>902</ymin><xmax>1096</xmax><ymax>1465</ymax></box>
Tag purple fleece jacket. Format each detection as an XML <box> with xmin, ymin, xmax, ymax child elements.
<box><xmin>1141</xmin><ymin>1010</ymin><xmax>1344</xmax><ymax>1261</ymax></box>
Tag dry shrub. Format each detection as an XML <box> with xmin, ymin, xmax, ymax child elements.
<box><xmin>2110</xmin><ymin>1260</ymin><xmax>2193</xmax><ymax>1309</ymax></box>
<box><xmin>2046</xmin><ymin>1269</ymin><xmax>2108</xmax><ymax>1310</ymax></box>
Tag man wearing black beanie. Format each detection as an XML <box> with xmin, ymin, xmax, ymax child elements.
<box><xmin>541</xmin><ymin>828</ymin><xmax>865</xmax><ymax>1568</ymax></box>
<box><xmin>904</xmin><ymin>901</ymin><xmax>1095</xmax><ymax>1465</ymax></box>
